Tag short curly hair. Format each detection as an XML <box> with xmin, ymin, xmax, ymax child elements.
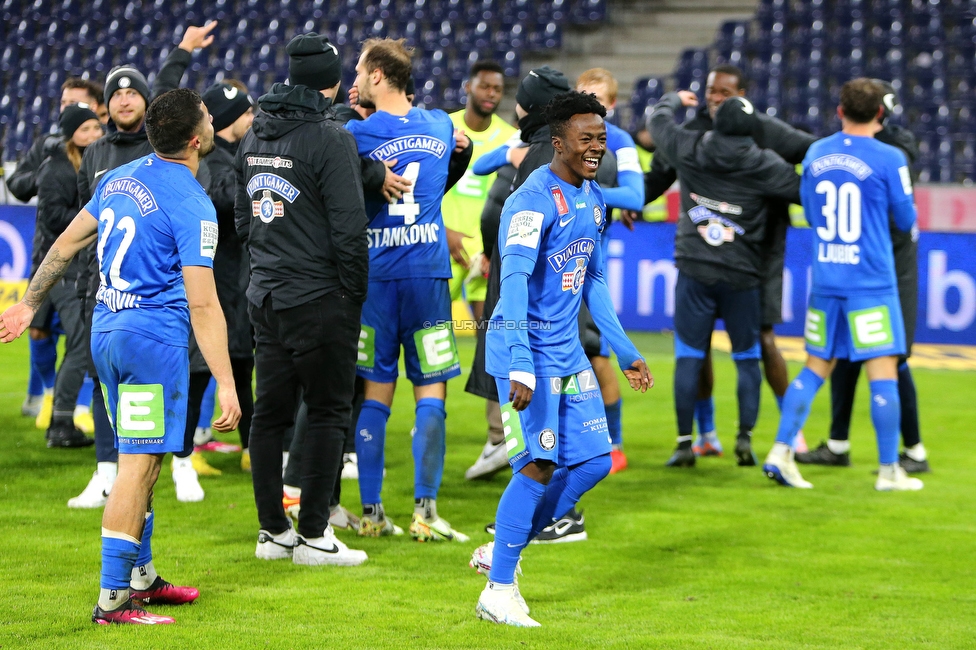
<box><xmin>544</xmin><ymin>91</ymin><xmax>607</xmax><ymax>139</ymax></box>
<box><xmin>146</xmin><ymin>88</ymin><xmax>204</xmax><ymax>156</ymax></box>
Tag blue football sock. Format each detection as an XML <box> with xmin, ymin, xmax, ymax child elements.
<box><xmin>530</xmin><ymin>467</ymin><xmax>568</xmax><ymax>535</ymax></box>
<box><xmin>100</xmin><ymin>533</ymin><xmax>140</xmax><ymax>590</ymax></box>
<box><xmin>355</xmin><ymin>399</ymin><xmax>391</xmax><ymax>505</ymax></box>
<box><xmin>775</xmin><ymin>393</ymin><xmax>785</xmax><ymax>411</ymax></box>
<box><xmin>694</xmin><ymin>397</ymin><xmax>715</xmax><ymax>434</ymax></box>
<box><xmin>30</xmin><ymin>336</ymin><xmax>58</xmax><ymax>389</ymax></box>
<box><xmin>489</xmin><ymin>472</ymin><xmax>546</xmax><ymax>585</ymax></box>
<box><xmin>77</xmin><ymin>375</ymin><xmax>94</xmax><ymax>408</ymax></box>
<box><xmin>197</xmin><ymin>377</ymin><xmax>216</xmax><ymax>428</ymax></box>
<box><xmin>413</xmin><ymin>397</ymin><xmax>446</xmax><ymax>500</ymax></box>
<box><xmin>531</xmin><ymin>455</ymin><xmax>611</xmax><ymax>537</ymax></box>
<box><xmin>28</xmin><ymin>362</ymin><xmax>43</xmax><ymax>396</ymax></box>
<box><xmin>135</xmin><ymin>511</ymin><xmax>154</xmax><ymax>567</ymax></box>
<box><xmin>870</xmin><ymin>379</ymin><xmax>901</xmax><ymax>465</ymax></box>
<box><xmin>774</xmin><ymin>368</ymin><xmax>824</xmax><ymax>445</ymax></box>
<box><xmin>605</xmin><ymin>399</ymin><xmax>622</xmax><ymax>447</ymax></box>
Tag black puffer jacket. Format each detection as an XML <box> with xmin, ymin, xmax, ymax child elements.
<box><xmin>33</xmin><ymin>143</ymin><xmax>85</xmax><ymax>280</ymax></box>
<box><xmin>235</xmin><ymin>83</ymin><xmax>368</xmax><ymax>308</ymax></box>
<box><xmin>650</xmin><ymin>93</ymin><xmax>801</xmax><ymax>289</ymax></box>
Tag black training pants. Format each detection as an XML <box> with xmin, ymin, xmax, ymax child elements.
<box><xmin>248</xmin><ymin>292</ymin><xmax>361</xmax><ymax>538</ymax></box>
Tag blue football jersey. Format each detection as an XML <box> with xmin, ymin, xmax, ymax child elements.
<box><xmin>84</xmin><ymin>154</ymin><xmax>217</xmax><ymax>346</ymax></box>
<box><xmin>801</xmin><ymin>132</ymin><xmax>916</xmax><ymax>295</ymax></box>
<box><xmin>486</xmin><ymin>165</ymin><xmax>608</xmax><ymax>378</ymax></box>
<box><xmin>345</xmin><ymin>108</ymin><xmax>456</xmax><ymax>280</ymax></box>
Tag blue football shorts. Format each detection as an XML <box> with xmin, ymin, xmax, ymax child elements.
<box><xmin>804</xmin><ymin>291</ymin><xmax>906</xmax><ymax>362</ymax></box>
<box><xmin>357</xmin><ymin>277</ymin><xmax>461</xmax><ymax>386</ymax></box>
<box><xmin>495</xmin><ymin>367</ymin><xmax>611</xmax><ymax>473</ymax></box>
<box><xmin>91</xmin><ymin>330</ymin><xmax>189</xmax><ymax>454</ymax></box>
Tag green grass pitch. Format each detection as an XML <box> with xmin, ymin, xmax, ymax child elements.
<box><xmin>1</xmin><ymin>332</ymin><xmax>974</xmax><ymax>648</ymax></box>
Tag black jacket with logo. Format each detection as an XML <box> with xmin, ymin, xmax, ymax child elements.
<box><xmin>235</xmin><ymin>83</ymin><xmax>368</xmax><ymax>308</ymax></box>
<box><xmin>650</xmin><ymin>93</ymin><xmax>801</xmax><ymax>289</ymax></box>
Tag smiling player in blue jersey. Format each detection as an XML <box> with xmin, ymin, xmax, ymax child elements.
<box><xmin>762</xmin><ymin>78</ymin><xmax>922</xmax><ymax>492</ymax></box>
<box><xmin>576</xmin><ymin>67</ymin><xmax>646</xmax><ymax>475</ymax></box>
<box><xmin>344</xmin><ymin>38</ymin><xmax>468</xmax><ymax>543</ymax></box>
<box><xmin>0</xmin><ymin>89</ymin><xmax>241</xmax><ymax>625</ymax></box>
<box><xmin>469</xmin><ymin>91</ymin><xmax>652</xmax><ymax>627</ymax></box>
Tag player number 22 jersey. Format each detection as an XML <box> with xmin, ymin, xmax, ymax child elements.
<box><xmin>83</xmin><ymin>154</ymin><xmax>217</xmax><ymax>347</ymax></box>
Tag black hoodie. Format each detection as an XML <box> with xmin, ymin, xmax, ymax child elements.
<box><xmin>650</xmin><ymin>93</ymin><xmax>801</xmax><ymax>289</ymax></box>
<box><xmin>235</xmin><ymin>83</ymin><xmax>368</xmax><ymax>308</ymax></box>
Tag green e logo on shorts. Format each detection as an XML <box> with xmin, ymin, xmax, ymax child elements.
<box><xmin>358</xmin><ymin>325</ymin><xmax>375</xmax><ymax>368</ymax></box>
<box><xmin>117</xmin><ymin>384</ymin><xmax>164</xmax><ymax>438</ymax></box>
<box><xmin>849</xmin><ymin>305</ymin><xmax>894</xmax><ymax>350</ymax></box>
<box><xmin>500</xmin><ymin>403</ymin><xmax>526</xmax><ymax>461</ymax></box>
<box><xmin>804</xmin><ymin>307</ymin><xmax>827</xmax><ymax>347</ymax></box>
<box><xmin>414</xmin><ymin>323</ymin><xmax>459</xmax><ymax>374</ymax></box>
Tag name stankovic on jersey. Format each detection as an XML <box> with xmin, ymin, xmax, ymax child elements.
<box><xmin>369</xmin><ymin>135</ymin><xmax>449</xmax><ymax>161</ymax></box>
<box><xmin>367</xmin><ymin>223</ymin><xmax>441</xmax><ymax>249</ymax></box>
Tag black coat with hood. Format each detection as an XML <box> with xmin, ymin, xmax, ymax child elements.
<box><xmin>649</xmin><ymin>93</ymin><xmax>801</xmax><ymax>289</ymax></box>
<box><xmin>235</xmin><ymin>83</ymin><xmax>368</xmax><ymax>309</ymax></box>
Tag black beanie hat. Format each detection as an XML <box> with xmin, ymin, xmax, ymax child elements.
<box><xmin>59</xmin><ymin>103</ymin><xmax>100</xmax><ymax>139</ymax></box>
<box><xmin>202</xmin><ymin>83</ymin><xmax>255</xmax><ymax>132</ymax></box>
<box><xmin>104</xmin><ymin>65</ymin><xmax>151</xmax><ymax>106</ymax></box>
<box><xmin>872</xmin><ymin>78</ymin><xmax>898</xmax><ymax>124</ymax></box>
<box><xmin>515</xmin><ymin>66</ymin><xmax>570</xmax><ymax>114</ymax></box>
<box><xmin>713</xmin><ymin>96</ymin><xmax>759</xmax><ymax>136</ymax></box>
<box><xmin>287</xmin><ymin>33</ymin><xmax>342</xmax><ymax>90</ymax></box>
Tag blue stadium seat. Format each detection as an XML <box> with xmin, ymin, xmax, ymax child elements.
<box><xmin>570</xmin><ymin>0</ymin><xmax>606</xmax><ymax>24</ymax></box>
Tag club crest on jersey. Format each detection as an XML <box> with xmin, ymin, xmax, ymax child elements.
<box><xmin>593</xmin><ymin>205</ymin><xmax>603</xmax><ymax>227</ymax></box>
<box><xmin>689</xmin><ymin>206</ymin><xmax>744</xmax><ymax>246</ymax></box>
<box><xmin>698</xmin><ymin>219</ymin><xmax>736</xmax><ymax>246</ymax></box>
<box><xmin>252</xmin><ymin>190</ymin><xmax>284</xmax><ymax>223</ymax></box>
<box><xmin>561</xmin><ymin>258</ymin><xmax>587</xmax><ymax>294</ymax></box>
<box><xmin>539</xmin><ymin>428</ymin><xmax>556</xmax><ymax>451</ymax></box>
<box><xmin>551</xmin><ymin>186</ymin><xmax>569</xmax><ymax>216</ymax></box>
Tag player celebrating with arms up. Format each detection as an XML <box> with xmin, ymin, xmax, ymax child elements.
<box><xmin>472</xmin><ymin>92</ymin><xmax>651</xmax><ymax>627</ymax></box>
<box><xmin>762</xmin><ymin>78</ymin><xmax>922</xmax><ymax>492</ymax></box>
<box><xmin>0</xmin><ymin>89</ymin><xmax>241</xmax><ymax>624</ymax></box>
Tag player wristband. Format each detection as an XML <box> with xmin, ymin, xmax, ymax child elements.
<box><xmin>509</xmin><ymin>371</ymin><xmax>536</xmax><ymax>392</ymax></box>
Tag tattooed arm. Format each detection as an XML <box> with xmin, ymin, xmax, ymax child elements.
<box><xmin>0</xmin><ymin>210</ymin><xmax>98</xmax><ymax>342</ymax></box>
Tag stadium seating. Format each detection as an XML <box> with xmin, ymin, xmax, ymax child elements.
<box><xmin>0</xmin><ymin>0</ymin><xmax>606</xmax><ymax>162</ymax></box>
<box><xmin>630</xmin><ymin>0</ymin><xmax>976</xmax><ymax>183</ymax></box>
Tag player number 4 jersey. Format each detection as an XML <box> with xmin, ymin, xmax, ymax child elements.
<box><xmin>83</xmin><ymin>154</ymin><xmax>217</xmax><ymax>347</ymax></box>
<box><xmin>801</xmin><ymin>132</ymin><xmax>916</xmax><ymax>296</ymax></box>
<box><xmin>486</xmin><ymin>165</ymin><xmax>607</xmax><ymax>378</ymax></box>
<box><xmin>346</xmin><ymin>108</ymin><xmax>456</xmax><ymax>281</ymax></box>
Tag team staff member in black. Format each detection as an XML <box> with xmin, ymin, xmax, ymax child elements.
<box><xmin>236</xmin><ymin>33</ymin><xmax>369</xmax><ymax>566</ymax></box>
<box><xmin>197</xmin><ymin>82</ymin><xmax>257</xmax><ymax>471</ymax></box>
<box><xmin>649</xmin><ymin>92</ymin><xmax>801</xmax><ymax>468</ymax></box>
<box><xmin>798</xmin><ymin>80</ymin><xmax>930</xmax><ymax>473</ymax></box>
<box><xmin>643</xmin><ymin>66</ymin><xmax>815</xmax><ymax>458</ymax></box>
<box><xmin>33</xmin><ymin>105</ymin><xmax>104</xmax><ymax>449</ymax></box>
